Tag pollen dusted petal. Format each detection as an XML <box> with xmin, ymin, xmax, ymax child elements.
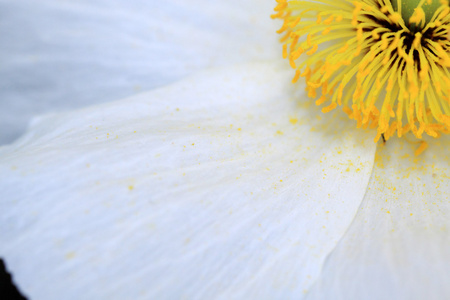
<box><xmin>0</xmin><ymin>62</ymin><xmax>377</xmax><ymax>300</ymax></box>
<box><xmin>274</xmin><ymin>0</ymin><xmax>450</xmax><ymax>147</ymax></box>
<box><xmin>306</xmin><ymin>137</ymin><xmax>450</xmax><ymax>299</ymax></box>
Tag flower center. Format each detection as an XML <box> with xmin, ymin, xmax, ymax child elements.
<box><xmin>392</xmin><ymin>0</ymin><xmax>442</xmax><ymax>28</ymax></box>
<box><xmin>273</xmin><ymin>0</ymin><xmax>450</xmax><ymax>154</ymax></box>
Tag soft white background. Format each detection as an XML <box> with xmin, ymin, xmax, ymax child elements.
<box><xmin>0</xmin><ymin>0</ymin><xmax>278</xmax><ymax>145</ymax></box>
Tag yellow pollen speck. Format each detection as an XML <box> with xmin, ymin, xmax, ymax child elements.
<box><xmin>289</xmin><ymin>117</ymin><xmax>298</xmax><ymax>125</ymax></box>
<box><xmin>274</xmin><ymin>0</ymin><xmax>450</xmax><ymax>149</ymax></box>
<box><xmin>276</xmin><ymin>130</ymin><xmax>284</xmax><ymax>135</ymax></box>
<box><xmin>128</xmin><ymin>185</ymin><xmax>134</xmax><ymax>191</ymax></box>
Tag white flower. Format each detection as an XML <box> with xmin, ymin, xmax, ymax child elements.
<box><xmin>1</xmin><ymin>0</ymin><xmax>450</xmax><ymax>299</ymax></box>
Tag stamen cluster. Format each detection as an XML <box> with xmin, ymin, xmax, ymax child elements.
<box><xmin>273</xmin><ymin>0</ymin><xmax>450</xmax><ymax>145</ymax></box>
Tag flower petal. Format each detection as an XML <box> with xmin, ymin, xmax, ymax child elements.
<box><xmin>307</xmin><ymin>138</ymin><xmax>450</xmax><ymax>299</ymax></box>
<box><xmin>0</xmin><ymin>62</ymin><xmax>376</xmax><ymax>299</ymax></box>
<box><xmin>0</xmin><ymin>0</ymin><xmax>279</xmax><ymax>144</ymax></box>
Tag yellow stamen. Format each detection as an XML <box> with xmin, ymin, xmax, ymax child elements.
<box><xmin>415</xmin><ymin>141</ymin><xmax>428</xmax><ymax>156</ymax></box>
<box><xmin>322</xmin><ymin>102</ymin><xmax>337</xmax><ymax>113</ymax></box>
<box><xmin>274</xmin><ymin>0</ymin><xmax>450</xmax><ymax>154</ymax></box>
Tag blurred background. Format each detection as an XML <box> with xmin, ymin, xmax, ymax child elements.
<box><xmin>0</xmin><ymin>0</ymin><xmax>279</xmax><ymax>145</ymax></box>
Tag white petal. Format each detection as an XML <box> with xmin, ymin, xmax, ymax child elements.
<box><xmin>307</xmin><ymin>138</ymin><xmax>450</xmax><ymax>300</ymax></box>
<box><xmin>0</xmin><ymin>0</ymin><xmax>279</xmax><ymax>144</ymax></box>
<box><xmin>0</xmin><ymin>62</ymin><xmax>376</xmax><ymax>299</ymax></box>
